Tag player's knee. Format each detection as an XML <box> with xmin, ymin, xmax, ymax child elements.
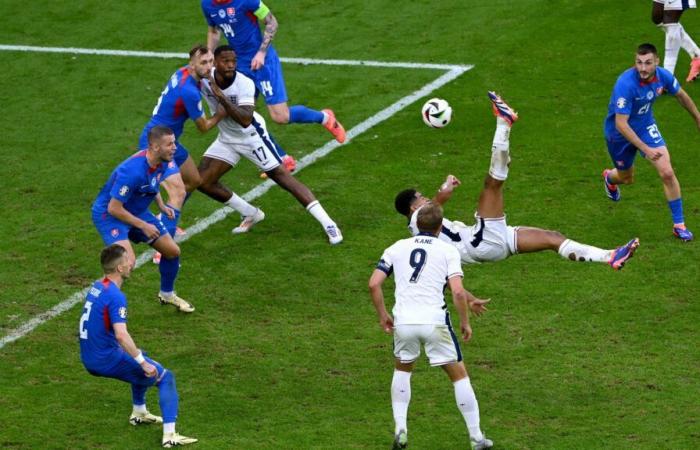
<box><xmin>185</xmin><ymin>174</ymin><xmax>202</xmax><ymax>193</ymax></box>
<box><xmin>659</xmin><ymin>168</ymin><xmax>676</xmax><ymax>184</ymax></box>
<box><xmin>161</xmin><ymin>244</ymin><xmax>181</xmax><ymax>259</ymax></box>
<box><xmin>158</xmin><ymin>368</ymin><xmax>175</xmax><ymax>387</ymax></box>
<box><xmin>269</xmin><ymin>108</ymin><xmax>290</xmax><ymax>124</ymax></box>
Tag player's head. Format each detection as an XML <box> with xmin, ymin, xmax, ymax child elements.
<box><xmin>189</xmin><ymin>44</ymin><xmax>214</xmax><ymax>79</ymax></box>
<box><xmin>101</xmin><ymin>244</ymin><xmax>132</xmax><ymax>279</ymax></box>
<box><xmin>635</xmin><ymin>43</ymin><xmax>659</xmax><ymax>81</ymax></box>
<box><xmin>416</xmin><ymin>202</ymin><xmax>444</xmax><ymax>235</ymax></box>
<box><xmin>214</xmin><ymin>45</ymin><xmax>237</xmax><ymax>81</ymax></box>
<box><xmin>147</xmin><ymin>125</ymin><xmax>176</xmax><ymax>162</ymax></box>
<box><xmin>395</xmin><ymin>189</ymin><xmax>429</xmax><ymax>217</ymax></box>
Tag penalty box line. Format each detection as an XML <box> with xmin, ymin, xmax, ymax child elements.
<box><xmin>0</xmin><ymin>44</ymin><xmax>473</xmax><ymax>350</ymax></box>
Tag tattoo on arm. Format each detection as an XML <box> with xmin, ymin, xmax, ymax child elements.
<box><xmin>258</xmin><ymin>12</ymin><xmax>278</xmax><ymax>53</ymax></box>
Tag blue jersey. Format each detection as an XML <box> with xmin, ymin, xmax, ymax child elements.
<box><xmin>79</xmin><ymin>278</ymin><xmax>128</xmax><ymax>370</ymax></box>
<box><xmin>92</xmin><ymin>150</ymin><xmax>179</xmax><ymax>217</ymax></box>
<box><xmin>201</xmin><ymin>0</ymin><xmax>270</xmax><ymax>69</ymax></box>
<box><xmin>143</xmin><ymin>66</ymin><xmax>205</xmax><ymax>139</ymax></box>
<box><xmin>604</xmin><ymin>66</ymin><xmax>680</xmax><ymax>140</ymax></box>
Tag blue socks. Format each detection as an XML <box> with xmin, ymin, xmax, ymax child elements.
<box><xmin>157</xmin><ymin>370</ymin><xmax>179</xmax><ymax>424</ymax></box>
<box><xmin>159</xmin><ymin>256</ymin><xmax>180</xmax><ymax>293</ymax></box>
<box><xmin>160</xmin><ymin>204</ymin><xmax>181</xmax><ymax>237</ymax></box>
<box><xmin>668</xmin><ymin>198</ymin><xmax>685</xmax><ymax>225</ymax></box>
<box><xmin>131</xmin><ymin>384</ymin><xmax>147</xmax><ymax>405</ymax></box>
<box><xmin>289</xmin><ymin>105</ymin><xmax>324</xmax><ymax>124</ymax></box>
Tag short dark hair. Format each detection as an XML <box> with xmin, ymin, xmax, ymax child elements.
<box><xmin>416</xmin><ymin>202</ymin><xmax>443</xmax><ymax>233</ymax></box>
<box><xmin>637</xmin><ymin>43</ymin><xmax>658</xmax><ymax>56</ymax></box>
<box><xmin>395</xmin><ymin>189</ymin><xmax>418</xmax><ymax>216</ymax></box>
<box><xmin>214</xmin><ymin>45</ymin><xmax>235</xmax><ymax>58</ymax></box>
<box><xmin>189</xmin><ymin>44</ymin><xmax>210</xmax><ymax>60</ymax></box>
<box><xmin>147</xmin><ymin>125</ymin><xmax>174</xmax><ymax>145</ymax></box>
<box><xmin>101</xmin><ymin>244</ymin><xmax>127</xmax><ymax>274</ymax></box>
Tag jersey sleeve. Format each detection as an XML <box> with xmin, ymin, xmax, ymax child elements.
<box><xmin>163</xmin><ymin>161</ymin><xmax>180</xmax><ymax>179</ymax></box>
<box><xmin>108</xmin><ymin>166</ymin><xmax>137</xmax><ymax>204</ymax></box>
<box><xmin>611</xmin><ymin>78</ymin><xmax>634</xmax><ymax>115</ymax></box>
<box><xmin>108</xmin><ymin>291</ymin><xmax>128</xmax><ymax>325</ymax></box>
<box><xmin>446</xmin><ymin>246</ymin><xmax>463</xmax><ymax>279</ymax></box>
<box><xmin>184</xmin><ymin>87</ymin><xmax>205</xmax><ymax>121</ymax></box>
<box><xmin>202</xmin><ymin>2</ymin><xmax>216</xmax><ymax>27</ymax></box>
<box><xmin>659</xmin><ymin>67</ymin><xmax>681</xmax><ymax>95</ymax></box>
<box><xmin>238</xmin><ymin>76</ymin><xmax>256</xmax><ymax>106</ymax></box>
<box><xmin>376</xmin><ymin>246</ymin><xmax>394</xmax><ymax>276</ymax></box>
<box><xmin>253</xmin><ymin>1</ymin><xmax>270</xmax><ymax>20</ymax></box>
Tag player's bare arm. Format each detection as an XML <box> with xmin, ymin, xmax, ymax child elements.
<box><xmin>448</xmin><ymin>276</ymin><xmax>472</xmax><ymax>342</ymax></box>
<box><xmin>433</xmin><ymin>174</ymin><xmax>461</xmax><ymax>205</ymax></box>
<box><xmin>674</xmin><ymin>88</ymin><xmax>700</xmax><ymax>129</ymax></box>
<box><xmin>208</xmin><ymin>75</ymin><xmax>254</xmax><ymax>127</ymax></box>
<box><xmin>207</xmin><ymin>26</ymin><xmax>221</xmax><ymax>52</ymax></box>
<box><xmin>251</xmin><ymin>6</ymin><xmax>278</xmax><ymax>70</ymax></box>
<box><xmin>369</xmin><ymin>269</ymin><xmax>394</xmax><ymax>334</ymax></box>
<box><xmin>193</xmin><ymin>111</ymin><xmax>225</xmax><ymax>133</ymax></box>
<box><xmin>155</xmin><ymin>193</ymin><xmax>175</xmax><ymax>220</ymax></box>
<box><xmin>107</xmin><ymin>198</ymin><xmax>160</xmax><ymax>240</ymax></box>
<box><xmin>615</xmin><ymin>113</ymin><xmax>663</xmax><ymax>160</ymax></box>
<box><xmin>113</xmin><ymin>323</ymin><xmax>157</xmax><ymax>377</ymax></box>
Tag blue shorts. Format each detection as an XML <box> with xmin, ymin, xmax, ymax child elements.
<box><xmin>605</xmin><ymin>123</ymin><xmax>666</xmax><ymax>170</ymax></box>
<box><xmin>241</xmin><ymin>48</ymin><xmax>288</xmax><ymax>105</ymax></box>
<box><xmin>92</xmin><ymin>210</ymin><xmax>169</xmax><ymax>245</ymax></box>
<box><xmin>138</xmin><ymin>129</ymin><xmax>190</xmax><ymax>167</ymax></box>
<box><xmin>85</xmin><ymin>351</ymin><xmax>165</xmax><ymax>387</ymax></box>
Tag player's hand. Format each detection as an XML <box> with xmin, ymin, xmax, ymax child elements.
<box><xmin>440</xmin><ymin>174</ymin><xmax>461</xmax><ymax>193</ymax></box>
<box><xmin>251</xmin><ymin>51</ymin><xmax>266</xmax><ymax>71</ymax></box>
<box><xmin>141</xmin><ymin>223</ymin><xmax>160</xmax><ymax>240</ymax></box>
<box><xmin>160</xmin><ymin>205</ymin><xmax>175</xmax><ymax>220</ymax></box>
<box><xmin>469</xmin><ymin>298</ymin><xmax>490</xmax><ymax>317</ymax></box>
<box><xmin>141</xmin><ymin>361</ymin><xmax>157</xmax><ymax>378</ymax></box>
<box><xmin>643</xmin><ymin>147</ymin><xmax>663</xmax><ymax>161</ymax></box>
<box><xmin>208</xmin><ymin>74</ymin><xmax>225</xmax><ymax>99</ymax></box>
<box><xmin>379</xmin><ymin>314</ymin><xmax>395</xmax><ymax>334</ymax></box>
<box><xmin>461</xmin><ymin>323</ymin><xmax>472</xmax><ymax>342</ymax></box>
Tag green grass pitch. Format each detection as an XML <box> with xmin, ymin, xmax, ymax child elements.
<box><xmin>1</xmin><ymin>1</ymin><xmax>699</xmax><ymax>448</ymax></box>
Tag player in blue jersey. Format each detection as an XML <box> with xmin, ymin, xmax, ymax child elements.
<box><xmin>202</xmin><ymin>0</ymin><xmax>347</xmax><ymax>162</ymax></box>
<box><xmin>79</xmin><ymin>244</ymin><xmax>197</xmax><ymax>447</ymax></box>
<box><xmin>93</xmin><ymin>126</ymin><xmax>195</xmax><ymax>312</ymax></box>
<box><xmin>139</xmin><ymin>45</ymin><xmax>223</xmax><ymax>258</ymax></box>
<box><xmin>602</xmin><ymin>43</ymin><xmax>700</xmax><ymax>241</ymax></box>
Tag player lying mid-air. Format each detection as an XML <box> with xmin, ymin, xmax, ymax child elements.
<box><xmin>395</xmin><ymin>92</ymin><xmax>640</xmax><ymax>270</ymax></box>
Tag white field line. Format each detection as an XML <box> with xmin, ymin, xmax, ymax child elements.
<box><xmin>0</xmin><ymin>46</ymin><xmax>472</xmax><ymax>349</ymax></box>
<box><xmin>0</xmin><ymin>44</ymin><xmax>471</xmax><ymax>71</ymax></box>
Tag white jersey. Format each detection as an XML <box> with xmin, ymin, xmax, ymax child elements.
<box><xmin>408</xmin><ymin>206</ymin><xmax>518</xmax><ymax>265</ymax></box>
<box><xmin>377</xmin><ymin>234</ymin><xmax>463</xmax><ymax>325</ymax></box>
<box><xmin>200</xmin><ymin>69</ymin><xmax>257</xmax><ymax>142</ymax></box>
<box><xmin>654</xmin><ymin>0</ymin><xmax>696</xmax><ymax>9</ymax></box>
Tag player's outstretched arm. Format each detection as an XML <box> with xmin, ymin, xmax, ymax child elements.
<box><xmin>674</xmin><ymin>88</ymin><xmax>700</xmax><ymax>130</ymax></box>
<box><xmin>369</xmin><ymin>269</ymin><xmax>394</xmax><ymax>334</ymax></box>
<box><xmin>207</xmin><ymin>26</ymin><xmax>221</xmax><ymax>52</ymax></box>
<box><xmin>433</xmin><ymin>175</ymin><xmax>461</xmax><ymax>206</ymax></box>
<box><xmin>614</xmin><ymin>114</ymin><xmax>663</xmax><ymax>161</ymax></box>
<box><xmin>193</xmin><ymin>111</ymin><xmax>225</xmax><ymax>133</ymax></box>
<box><xmin>113</xmin><ymin>323</ymin><xmax>157</xmax><ymax>377</ymax></box>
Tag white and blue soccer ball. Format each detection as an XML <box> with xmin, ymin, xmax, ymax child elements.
<box><xmin>421</xmin><ymin>98</ymin><xmax>452</xmax><ymax>128</ymax></box>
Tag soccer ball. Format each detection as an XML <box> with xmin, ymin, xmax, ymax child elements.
<box><xmin>421</xmin><ymin>98</ymin><xmax>452</xmax><ymax>128</ymax></box>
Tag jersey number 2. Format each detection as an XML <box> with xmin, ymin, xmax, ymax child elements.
<box><xmin>79</xmin><ymin>301</ymin><xmax>93</xmax><ymax>340</ymax></box>
<box><xmin>409</xmin><ymin>249</ymin><xmax>427</xmax><ymax>283</ymax></box>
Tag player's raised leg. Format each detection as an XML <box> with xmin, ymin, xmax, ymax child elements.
<box><xmin>267</xmin><ymin>102</ymin><xmax>346</xmax><ymax>144</ymax></box>
<box><xmin>266</xmin><ymin>166</ymin><xmax>343</xmax><ymax>244</ymax></box>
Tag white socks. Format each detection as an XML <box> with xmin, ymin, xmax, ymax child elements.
<box><xmin>163</xmin><ymin>422</ymin><xmax>175</xmax><ymax>434</ymax></box>
<box><xmin>132</xmin><ymin>404</ymin><xmax>147</xmax><ymax>414</ymax></box>
<box><xmin>558</xmin><ymin>239</ymin><xmax>611</xmax><ymax>263</ymax></box>
<box><xmin>306</xmin><ymin>200</ymin><xmax>335</xmax><ymax>228</ymax></box>
<box><xmin>489</xmin><ymin>117</ymin><xmax>511</xmax><ymax>181</ymax></box>
<box><xmin>663</xmin><ymin>23</ymin><xmax>683</xmax><ymax>73</ymax></box>
<box><xmin>680</xmin><ymin>24</ymin><xmax>700</xmax><ymax>59</ymax></box>
<box><xmin>225</xmin><ymin>193</ymin><xmax>257</xmax><ymax>217</ymax></box>
<box><xmin>391</xmin><ymin>370</ymin><xmax>411</xmax><ymax>435</ymax></box>
<box><xmin>454</xmin><ymin>377</ymin><xmax>484</xmax><ymax>442</ymax></box>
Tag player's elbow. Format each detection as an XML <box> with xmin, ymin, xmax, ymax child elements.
<box><xmin>114</xmin><ymin>328</ymin><xmax>130</xmax><ymax>343</ymax></box>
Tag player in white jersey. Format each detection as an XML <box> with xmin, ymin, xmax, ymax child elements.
<box><xmin>652</xmin><ymin>0</ymin><xmax>700</xmax><ymax>80</ymax></box>
<box><xmin>369</xmin><ymin>203</ymin><xmax>493</xmax><ymax>450</ymax></box>
<box><xmin>395</xmin><ymin>92</ymin><xmax>640</xmax><ymax>270</ymax></box>
<box><xmin>197</xmin><ymin>45</ymin><xmax>343</xmax><ymax>243</ymax></box>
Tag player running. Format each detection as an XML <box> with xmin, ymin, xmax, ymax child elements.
<box><xmin>79</xmin><ymin>244</ymin><xmax>197</xmax><ymax>448</ymax></box>
<box><xmin>92</xmin><ymin>126</ymin><xmax>195</xmax><ymax>312</ymax></box>
<box><xmin>369</xmin><ymin>202</ymin><xmax>493</xmax><ymax>450</ymax></box>
<box><xmin>201</xmin><ymin>0</ymin><xmax>347</xmax><ymax>169</ymax></box>
<box><xmin>652</xmin><ymin>0</ymin><xmax>700</xmax><ymax>81</ymax></box>
<box><xmin>603</xmin><ymin>43</ymin><xmax>700</xmax><ymax>241</ymax></box>
<box><xmin>198</xmin><ymin>45</ymin><xmax>343</xmax><ymax>243</ymax></box>
<box><xmin>395</xmin><ymin>92</ymin><xmax>640</xmax><ymax>268</ymax></box>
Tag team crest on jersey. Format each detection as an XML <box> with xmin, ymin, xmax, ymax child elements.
<box><xmin>227</xmin><ymin>7</ymin><xmax>235</xmax><ymax>16</ymax></box>
<box><xmin>110</xmin><ymin>228</ymin><xmax>119</xmax><ymax>237</ymax></box>
<box><xmin>168</xmin><ymin>161</ymin><xmax>176</xmax><ymax>169</ymax></box>
<box><xmin>118</xmin><ymin>307</ymin><xmax>127</xmax><ymax>319</ymax></box>
<box><xmin>218</xmin><ymin>9</ymin><xmax>226</xmax><ymax>18</ymax></box>
<box><xmin>119</xmin><ymin>185</ymin><xmax>129</xmax><ymax>196</ymax></box>
<box><xmin>151</xmin><ymin>178</ymin><xmax>157</xmax><ymax>187</ymax></box>
<box><xmin>647</xmin><ymin>91</ymin><xmax>654</xmax><ymax>100</ymax></box>
<box><xmin>616</xmin><ymin>97</ymin><xmax>626</xmax><ymax>109</ymax></box>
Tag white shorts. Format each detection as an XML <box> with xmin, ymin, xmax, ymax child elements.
<box><xmin>393</xmin><ymin>320</ymin><xmax>462</xmax><ymax>367</ymax></box>
<box><xmin>655</xmin><ymin>0</ymin><xmax>696</xmax><ymax>10</ymax></box>
<box><xmin>203</xmin><ymin>132</ymin><xmax>282</xmax><ymax>172</ymax></box>
<box><xmin>455</xmin><ymin>215</ymin><xmax>518</xmax><ymax>264</ymax></box>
